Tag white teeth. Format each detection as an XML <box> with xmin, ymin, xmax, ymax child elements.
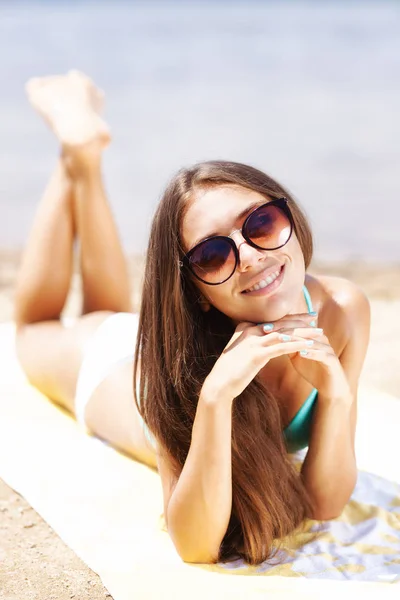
<box><xmin>245</xmin><ymin>268</ymin><xmax>281</xmax><ymax>293</ymax></box>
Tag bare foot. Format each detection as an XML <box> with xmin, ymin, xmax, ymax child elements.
<box><xmin>25</xmin><ymin>70</ymin><xmax>110</xmax><ymax>146</ymax></box>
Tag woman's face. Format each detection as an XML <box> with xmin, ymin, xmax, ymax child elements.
<box><xmin>181</xmin><ymin>185</ymin><xmax>307</xmax><ymax>324</ymax></box>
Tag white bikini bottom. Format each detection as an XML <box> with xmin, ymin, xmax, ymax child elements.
<box><xmin>74</xmin><ymin>312</ymin><xmax>155</xmax><ymax>448</ymax></box>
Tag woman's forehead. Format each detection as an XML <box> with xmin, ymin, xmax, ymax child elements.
<box><xmin>182</xmin><ymin>185</ymin><xmax>266</xmax><ymax>249</ymax></box>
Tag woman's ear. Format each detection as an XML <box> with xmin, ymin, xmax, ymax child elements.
<box><xmin>198</xmin><ymin>294</ymin><xmax>211</xmax><ymax>312</ymax></box>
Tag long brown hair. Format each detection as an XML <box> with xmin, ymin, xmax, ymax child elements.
<box><xmin>134</xmin><ymin>160</ymin><xmax>314</xmax><ymax>564</ymax></box>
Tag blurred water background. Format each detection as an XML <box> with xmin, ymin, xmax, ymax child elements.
<box><xmin>0</xmin><ymin>0</ymin><xmax>399</xmax><ymax>263</ymax></box>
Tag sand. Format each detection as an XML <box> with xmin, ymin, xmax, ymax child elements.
<box><xmin>0</xmin><ymin>251</ymin><xmax>399</xmax><ymax>599</ymax></box>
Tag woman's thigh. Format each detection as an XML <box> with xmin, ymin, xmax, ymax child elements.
<box><xmin>16</xmin><ymin>310</ymin><xmax>157</xmax><ymax>468</ymax></box>
<box><xmin>15</xmin><ymin>310</ymin><xmax>114</xmax><ymax>413</ymax></box>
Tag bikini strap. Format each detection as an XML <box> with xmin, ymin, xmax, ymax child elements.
<box><xmin>302</xmin><ymin>284</ymin><xmax>313</xmax><ymax>314</ymax></box>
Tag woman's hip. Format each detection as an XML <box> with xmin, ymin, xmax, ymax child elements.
<box><xmin>74</xmin><ymin>312</ymin><xmax>157</xmax><ymax>465</ymax></box>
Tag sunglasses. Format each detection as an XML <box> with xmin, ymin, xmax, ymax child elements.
<box><xmin>180</xmin><ymin>197</ymin><xmax>294</xmax><ymax>285</ymax></box>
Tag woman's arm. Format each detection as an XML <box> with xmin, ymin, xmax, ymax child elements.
<box><xmin>300</xmin><ymin>281</ymin><xmax>371</xmax><ymax>519</ymax></box>
<box><xmin>300</xmin><ymin>389</ymin><xmax>357</xmax><ymax>519</ymax></box>
<box><xmin>157</xmin><ymin>323</ymin><xmax>321</xmax><ymax>563</ymax></box>
<box><xmin>163</xmin><ymin>386</ymin><xmax>234</xmax><ymax>564</ymax></box>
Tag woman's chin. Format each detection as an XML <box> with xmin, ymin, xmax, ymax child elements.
<box><xmin>232</xmin><ymin>296</ymin><xmax>302</xmax><ymax>325</ymax></box>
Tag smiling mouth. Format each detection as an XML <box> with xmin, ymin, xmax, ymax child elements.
<box><xmin>242</xmin><ymin>265</ymin><xmax>285</xmax><ymax>294</ymax></box>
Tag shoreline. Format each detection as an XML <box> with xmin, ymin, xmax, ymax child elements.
<box><xmin>1</xmin><ymin>249</ymin><xmax>400</xmax><ymax>301</ymax></box>
<box><xmin>1</xmin><ymin>248</ymin><xmax>399</xmax><ymax>398</ymax></box>
<box><xmin>1</xmin><ymin>249</ymin><xmax>399</xmax><ymax>396</ymax></box>
<box><xmin>0</xmin><ymin>248</ymin><xmax>400</xmax><ymax>336</ymax></box>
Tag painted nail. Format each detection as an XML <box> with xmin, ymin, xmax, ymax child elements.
<box><xmin>309</xmin><ymin>311</ymin><xmax>318</xmax><ymax>317</ymax></box>
<box><xmin>306</xmin><ymin>340</ymin><xmax>314</xmax><ymax>346</ymax></box>
<box><xmin>300</xmin><ymin>350</ymin><xmax>308</xmax><ymax>356</ymax></box>
<box><xmin>314</xmin><ymin>328</ymin><xmax>323</xmax><ymax>333</ymax></box>
<box><xmin>280</xmin><ymin>334</ymin><xmax>291</xmax><ymax>342</ymax></box>
<box><xmin>263</xmin><ymin>323</ymin><xmax>274</xmax><ymax>332</ymax></box>
<box><xmin>310</xmin><ymin>320</ymin><xmax>316</xmax><ymax>327</ymax></box>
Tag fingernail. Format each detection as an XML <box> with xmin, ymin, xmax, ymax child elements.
<box><xmin>314</xmin><ymin>328</ymin><xmax>323</xmax><ymax>333</ymax></box>
<box><xmin>310</xmin><ymin>320</ymin><xmax>316</xmax><ymax>327</ymax></box>
<box><xmin>263</xmin><ymin>323</ymin><xmax>274</xmax><ymax>332</ymax></box>
<box><xmin>306</xmin><ymin>340</ymin><xmax>314</xmax><ymax>346</ymax></box>
<box><xmin>300</xmin><ymin>350</ymin><xmax>308</xmax><ymax>356</ymax></box>
<box><xmin>309</xmin><ymin>311</ymin><xmax>318</xmax><ymax>317</ymax></box>
<box><xmin>279</xmin><ymin>334</ymin><xmax>291</xmax><ymax>341</ymax></box>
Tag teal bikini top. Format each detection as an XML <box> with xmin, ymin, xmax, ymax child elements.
<box><xmin>282</xmin><ymin>285</ymin><xmax>318</xmax><ymax>454</ymax></box>
<box><xmin>137</xmin><ymin>284</ymin><xmax>317</xmax><ymax>454</ymax></box>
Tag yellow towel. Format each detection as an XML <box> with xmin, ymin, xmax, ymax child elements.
<box><xmin>0</xmin><ymin>323</ymin><xmax>398</xmax><ymax>599</ymax></box>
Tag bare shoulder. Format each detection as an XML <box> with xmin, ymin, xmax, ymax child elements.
<box><xmin>305</xmin><ymin>274</ymin><xmax>370</xmax><ymax>353</ymax></box>
<box><xmin>314</xmin><ymin>274</ymin><xmax>369</xmax><ymax>314</ymax></box>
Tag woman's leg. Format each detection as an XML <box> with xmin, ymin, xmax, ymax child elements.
<box><xmin>15</xmin><ymin>73</ymin><xmax>131</xmax><ymax>413</ymax></box>
<box><xmin>20</xmin><ymin>71</ymin><xmax>132</xmax><ymax>318</ymax></box>
<box><xmin>65</xmin><ymin>146</ymin><xmax>155</xmax><ymax>464</ymax></box>
<box><xmin>15</xmin><ymin>144</ymin><xmax>132</xmax><ymax>322</ymax></box>
<box><xmin>14</xmin><ymin>158</ymin><xmax>75</xmax><ymax>325</ymax></box>
<box><xmin>14</xmin><ymin>155</ymin><xmax>112</xmax><ymax>412</ymax></box>
<box><xmin>64</xmin><ymin>142</ymin><xmax>156</xmax><ymax>465</ymax></box>
<box><xmin>15</xmin><ymin>73</ymin><xmax>154</xmax><ymax>466</ymax></box>
<box><xmin>65</xmin><ymin>141</ymin><xmax>132</xmax><ymax>315</ymax></box>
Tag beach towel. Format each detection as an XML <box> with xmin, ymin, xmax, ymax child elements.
<box><xmin>0</xmin><ymin>322</ymin><xmax>399</xmax><ymax>599</ymax></box>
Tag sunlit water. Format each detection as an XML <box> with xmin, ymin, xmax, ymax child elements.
<box><xmin>0</xmin><ymin>1</ymin><xmax>399</xmax><ymax>262</ymax></box>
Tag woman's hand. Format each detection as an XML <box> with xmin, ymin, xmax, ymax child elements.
<box><xmin>289</xmin><ymin>335</ymin><xmax>351</xmax><ymax>400</ymax></box>
<box><xmin>266</xmin><ymin>314</ymin><xmax>351</xmax><ymax>400</ymax></box>
<box><xmin>201</xmin><ymin>317</ymin><xmax>318</xmax><ymax>403</ymax></box>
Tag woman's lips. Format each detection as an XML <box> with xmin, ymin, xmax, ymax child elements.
<box><xmin>241</xmin><ymin>264</ymin><xmax>285</xmax><ymax>297</ymax></box>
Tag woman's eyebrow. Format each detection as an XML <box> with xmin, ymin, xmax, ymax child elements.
<box><xmin>192</xmin><ymin>201</ymin><xmax>264</xmax><ymax>247</ymax></box>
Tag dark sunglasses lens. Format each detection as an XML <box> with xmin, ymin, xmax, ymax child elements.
<box><xmin>246</xmin><ymin>203</ymin><xmax>291</xmax><ymax>249</ymax></box>
<box><xmin>189</xmin><ymin>238</ymin><xmax>236</xmax><ymax>284</ymax></box>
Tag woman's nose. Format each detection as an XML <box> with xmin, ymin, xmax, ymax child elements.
<box><xmin>231</xmin><ymin>231</ymin><xmax>265</xmax><ymax>272</ymax></box>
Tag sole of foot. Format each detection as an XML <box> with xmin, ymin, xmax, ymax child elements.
<box><xmin>25</xmin><ymin>70</ymin><xmax>111</xmax><ymax>146</ymax></box>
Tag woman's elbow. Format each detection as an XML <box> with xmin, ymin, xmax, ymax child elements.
<box><xmin>176</xmin><ymin>543</ymin><xmax>219</xmax><ymax>564</ymax></box>
<box><xmin>179</xmin><ymin>551</ymin><xmax>219</xmax><ymax>564</ymax></box>
<box><xmin>308</xmin><ymin>472</ymin><xmax>357</xmax><ymax>521</ymax></box>
<box><xmin>310</xmin><ymin>486</ymin><xmax>356</xmax><ymax>520</ymax></box>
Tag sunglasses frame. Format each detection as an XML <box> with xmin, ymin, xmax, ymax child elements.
<box><xmin>180</xmin><ymin>197</ymin><xmax>294</xmax><ymax>286</ymax></box>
